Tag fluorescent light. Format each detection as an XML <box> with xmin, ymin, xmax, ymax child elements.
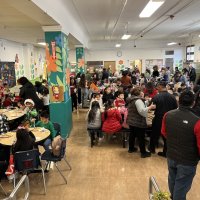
<box><xmin>115</xmin><ymin>44</ymin><xmax>121</xmax><ymax>48</ymax></box>
<box><xmin>139</xmin><ymin>0</ymin><xmax>165</xmax><ymax>18</ymax></box>
<box><xmin>199</xmin><ymin>35</ymin><xmax>200</xmax><ymax>37</ymax></box>
<box><xmin>121</xmin><ymin>34</ymin><xmax>131</xmax><ymax>40</ymax></box>
<box><xmin>37</xmin><ymin>42</ymin><xmax>46</xmax><ymax>46</ymax></box>
<box><xmin>167</xmin><ymin>42</ymin><xmax>177</xmax><ymax>46</ymax></box>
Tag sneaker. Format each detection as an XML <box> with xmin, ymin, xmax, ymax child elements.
<box><xmin>141</xmin><ymin>152</ymin><xmax>151</xmax><ymax>158</ymax></box>
<box><xmin>128</xmin><ymin>147</ymin><xmax>138</xmax><ymax>153</ymax></box>
<box><xmin>157</xmin><ymin>152</ymin><xmax>166</xmax><ymax>158</ymax></box>
<box><xmin>147</xmin><ymin>145</ymin><xmax>156</xmax><ymax>154</ymax></box>
<box><xmin>98</xmin><ymin>137</ymin><xmax>104</xmax><ymax>142</ymax></box>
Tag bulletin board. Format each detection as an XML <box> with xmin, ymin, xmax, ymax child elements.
<box><xmin>145</xmin><ymin>59</ymin><xmax>163</xmax><ymax>70</ymax></box>
<box><xmin>0</xmin><ymin>62</ymin><xmax>16</xmax><ymax>87</ymax></box>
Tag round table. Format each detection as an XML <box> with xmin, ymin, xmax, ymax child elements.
<box><xmin>0</xmin><ymin>127</ymin><xmax>50</xmax><ymax>146</ymax></box>
<box><xmin>0</xmin><ymin>109</ymin><xmax>25</xmax><ymax>121</ymax></box>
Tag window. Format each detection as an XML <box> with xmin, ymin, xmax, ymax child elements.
<box><xmin>186</xmin><ymin>45</ymin><xmax>194</xmax><ymax>62</ymax></box>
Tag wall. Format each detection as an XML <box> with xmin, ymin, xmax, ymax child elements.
<box><xmin>0</xmin><ymin>39</ymin><xmax>46</xmax><ymax>81</ymax></box>
<box><xmin>69</xmin><ymin>48</ymin><xmax>185</xmax><ymax>72</ymax></box>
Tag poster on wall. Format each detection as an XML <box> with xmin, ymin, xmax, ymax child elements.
<box><xmin>0</xmin><ymin>62</ymin><xmax>16</xmax><ymax>87</ymax></box>
<box><xmin>49</xmin><ymin>85</ymin><xmax>64</xmax><ymax>102</ymax></box>
<box><xmin>145</xmin><ymin>59</ymin><xmax>163</xmax><ymax>70</ymax></box>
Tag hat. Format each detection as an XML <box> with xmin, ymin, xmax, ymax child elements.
<box><xmin>24</xmin><ymin>99</ymin><xmax>35</xmax><ymax>106</ymax></box>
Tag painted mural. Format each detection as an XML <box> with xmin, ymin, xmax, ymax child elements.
<box><xmin>45</xmin><ymin>31</ymin><xmax>70</xmax><ymax>102</ymax></box>
<box><xmin>76</xmin><ymin>47</ymin><xmax>85</xmax><ymax>74</ymax></box>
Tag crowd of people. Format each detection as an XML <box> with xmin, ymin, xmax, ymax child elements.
<box><xmin>0</xmin><ymin>77</ymin><xmax>56</xmax><ymax>180</ymax></box>
<box><xmin>74</xmin><ymin>64</ymin><xmax>199</xmax><ymax>199</ymax></box>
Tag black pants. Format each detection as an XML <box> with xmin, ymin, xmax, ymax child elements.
<box><xmin>0</xmin><ymin>145</ymin><xmax>10</xmax><ymax>179</ymax></box>
<box><xmin>150</xmin><ymin>117</ymin><xmax>167</xmax><ymax>153</ymax></box>
<box><xmin>129</xmin><ymin>126</ymin><xmax>146</xmax><ymax>154</ymax></box>
<box><xmin>71</xmin><ymin>93</ymin><xmax>77</xmax><ymax>111</ymax></box>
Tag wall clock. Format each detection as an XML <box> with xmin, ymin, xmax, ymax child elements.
<box><xmin>117</xmin><ymin>51</ymin><xmax>122</xmax><ymax>57</ymax></box>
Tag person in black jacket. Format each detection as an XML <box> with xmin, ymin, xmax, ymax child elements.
<box><xmin>188</xmin><ymin>64</ymin><xmax>196</xmax><ymax>83</ymax></box>
<box><xmin>150</xmin><ymin>82</ymin><xmax>178</xmax><ymax>156</ymax></box>
<box><xmin>161</xmin><ymin>90</ymin><xmax>200</xmax><ymax>200</ymax></box>
<box><xmin>12</xmin><ymin>128</ymin><xmax>35</xmax><ymax>153</ymax></box>
<box><xmin>17</xmin><ymin>77</ymin><xmax>44</xmax><ymax>110</ymax></box>
<box><xmin>102</xmin><ymin>86</ymin><xmax>114</xmax><ymax>104</ymax></box>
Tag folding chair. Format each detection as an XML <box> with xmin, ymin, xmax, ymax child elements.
<box><xmin>41</xmin><ymin>139</ymin><xmax>72</xmax><ymax>184</ymax></box>
<box><xmin>14</xmin><ymin>149</ymin><xmax>46</xmax><ymax>194</ymax></box>
<box><xmin>3</xmin><ymin>175</ymin><xmax>29</xmax><ymax>200</ymax></box>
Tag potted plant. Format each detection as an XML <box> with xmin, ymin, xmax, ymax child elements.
<box><xmin>151</xmin><ymin>191</ymin><xmax>171</xmax><ymax>200</ymax></box>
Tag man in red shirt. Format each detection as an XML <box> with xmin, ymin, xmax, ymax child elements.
<box><xmin>161</xmin><ymin>90</ymin><xmax>200</xmax><ymax>200</ymax></box>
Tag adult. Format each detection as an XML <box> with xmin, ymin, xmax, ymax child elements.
<box><xmin>35</xmin><ymin>81</ymin><xmax>47</xmax><ymax>95</ymax></box>
<box><xmin>121</xmin><ymin>70</ymin><xmax>132</xmax><ymax>89</ymax></box>
<box><xmin>17</xmin><ymin>77</ymin><xmax>44</xmax><ymax>110</ymax></box>
<box><xmin>101</xmin><ymin>68</ymin><xmax>109</xmax><ymax>81</ymax></box>
<box><xmin>152</xmin><ymin>65</ymin><xmax>159</xmax><ymax>78</ymax></box>
<box><xmin>144</xmin><ymin>82</ymin><xmax>158</xmax><ymax>99</ymax></box>
<box><xmin>161</xmin><ymin>90</ymin><xmax>200</xmax><ymax>200</ymax></box>
<box><xmin>188</xmin><ymin>63</ymin><xmax>196</xmax><ymax>83</ymax></box>
<box><xmin>149</xmin><ymin>82</ymin><xmax>177</xmax><ymax>156</ymax></box>
<box><xmin>127</xmin><ymin>87</ymin><xmax>155</xmax><ymax>158</ymax></box>
<box><xmin>79</xmin><ymin>74</ymin><xmax>89</xmax><ymax>108</ymax></box>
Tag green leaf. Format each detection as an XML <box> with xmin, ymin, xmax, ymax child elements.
<box><xmin>57</xmin><ymin>66</ymin><xmax>63</xmax><ymax>72</ymax></box>
<box><xmin>56</xmin><ymin>75</ymin><xmax>64</xmax><ymax>86</ymax></box>
<box><xmin>56</xmin><ymin>53</ymin><xmax>62</xmax><ymax>60</ymax></box>
<box><xmin>56</xmin><ymin>46</ymin><xmax>61</xmax><ymax>53</ymax></box>
<box><xmin>56</xmin><ymin>60</ymin><xmax>62</xmax><ymax>66</ymax></box>
<box><xmin>50</xmin><ymin>82</ymin><xmax>55</xmax><ymax>86</ymax></box>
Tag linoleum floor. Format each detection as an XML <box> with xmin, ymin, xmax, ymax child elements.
<box><xmin>1</xmin><ymin>109</ymin><xmax>200</xmax><ymax>200</ymax></box>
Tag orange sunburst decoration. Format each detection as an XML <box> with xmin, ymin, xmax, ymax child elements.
<box><xmin>45</xmin><ymin>45</ymin><xmax>57</xmax><ymax>72</ymax></box>
<box><xmin>66</xmin><ymin>68</ymin><xmax>70</xmax><ymax>85</ymax></box>
<box><xmin>78</xmin><ymin>58</ymin><xmax>84</xmax><ymax>68</ymax></box>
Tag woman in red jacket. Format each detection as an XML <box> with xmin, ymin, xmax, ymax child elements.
<box><xmin>102</xmin><ymin>99</ymin><xmax>122</xmax><ymax>134</ymax></box>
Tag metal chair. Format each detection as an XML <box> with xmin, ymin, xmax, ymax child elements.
<box><xmin>14</xmin><ymin>149</ymin><xmax>46</xmax><ymax>194</ymax></box>
<box><xmin>0</xmin><ymin>183</ymin><xmax>7</xmax><ymax>196</ymax></box>
<box><xmin>0</xmin><ymin>161</ymin><xmax>7</xmax><ymax>196</ymax></box>
<box><xmin>53</xmin><ymin>122</ymin><xmax>61</xmax><ymax>136</ymax></box>
<box><xmin>149</xmin><ymin>176</ymin><xmax>160</xmax><ymax>200</ymax></box>
<box><xmin>3</xmin><ymin>175</ymin><xmax>29</xmax><ymax>200</ymax></box>
<box><xmin>41</xmin><ymin>139</ymin><xmax>72</xmax><ymax>184</ymax></box>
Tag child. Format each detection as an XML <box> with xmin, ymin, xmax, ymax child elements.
<box><xmin>87</xmin><ymin>101</ymin><xmax>103</xmax><ymax>145</ymax></box>
<box><xmin>102</xmin><ymin>99</ymin><xmax>122</xmax><ymax>134</ymax></box>
<box><xmin>40</xmin><ymin>88</ymin><xmax>49</xmax><ymax>113</ymax></box>
<box><xmin>90</xmin><ymin>93</ymin><xmax>104</xmax><ymax>111</ymax></box>
<box><xmin>19</xmin><ymin>120</ymin><xmax>36</xmax><ymax>142</ymax></box>
<box><xmin>36</xmin><ymin>111</ymin><xmax>56</xmax><ymax>151</ymax></box>
<box><xmin>2</xmin><ymin>94</ymin><xmax>12</xmax><ymax>108</ymax></box>
<box><xmin>24</xmin><ymin>99</ymin><xmax>38</xmax><ymax>126</ymax></box>
<box><xmin>12</xmin><ymin>128</ymin><xmax>35</xmax><ymax>153</ymax></box>
<box><xmin>102</xmin><ymin>86</ymin><xmax>114</xmax><ymax>104</ymax></box>
<box><xmin>17</xmin><ymin>99</ymin><xmax>26</xmax><ymax>110</ymax></box>
<box><xmin>114</xmin><ymin>92</ymin><xmax>128</xmax><ymax>128</ymax></box>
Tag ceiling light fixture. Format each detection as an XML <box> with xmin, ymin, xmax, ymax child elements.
<box><xmin>139</xmin><ymin>0</ymin><xmax>165</xmax><ymax>18</ymax></box>
<box><xmin>37</xmin><ymin>42</ymin><xmax>46</xmax><ymax>46</ymax></box>
<box><xmin>167</xmin><ymin>42</ymin><xmax>177</xmax><ymax>46</ymax></box>
<box><xmin>121</xmin><ymin>34</ymin><xmax>131</xmax><ymax>40</ymax></box>
<box><xmin>115</xmin><ymin>44</ymin><xmax>121</xmax><ymax>48</ymax></box>
<box><xmin>198</xmin><ymin>35</ymin><xmax>200</xmax><ymax>37</ymax></box>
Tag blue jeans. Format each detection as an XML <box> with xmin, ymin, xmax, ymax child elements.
<box><xmin>167</xmin><ymin>158</ymin><xmax>197</xmax><ymax>200</ymax></box>
<box><xmin>43</xmin><ymin>138</ymin><xmax>52</xmax><ymax>151</ymax></box>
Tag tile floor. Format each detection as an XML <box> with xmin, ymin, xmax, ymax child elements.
<box><xmin>1</xmin><ymin>109</ymin><xmax>200</xmax><ymax>200</ymax></box>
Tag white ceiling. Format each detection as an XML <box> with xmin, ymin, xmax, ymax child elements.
<box><xmin>1</xmin><ymin>0</ymin><xmax>200</xmax><ymax>50</ymax></box>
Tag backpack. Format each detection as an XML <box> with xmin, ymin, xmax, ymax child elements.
<box><xmin>51</xmin><ymin>135</ymin><xmax>62</xmax><ymax>157</ymax></box>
